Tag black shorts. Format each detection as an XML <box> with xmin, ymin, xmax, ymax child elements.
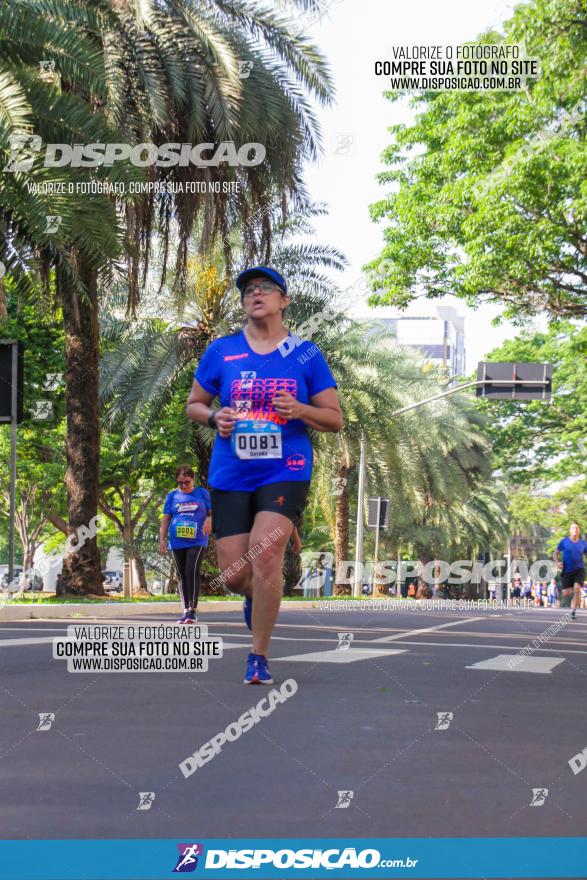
<box><xmin>210</xmin><ymin>480</ymin><xmax>311</xmax><ymax>539</ymax></box>
<box><xmin>561</xmin><ymin>568</ymin><xmax>585</xmax><ymax>590</ymax></box>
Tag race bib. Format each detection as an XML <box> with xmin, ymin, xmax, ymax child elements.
<box><xmin>231</xmin><ymin>420</ymin><xmax>282</xmax><ymax>460</ymax></box>
<box><xmin>175</xmin><ymin>521</ymin><xmax>197</xmax><ymax>539</ymax></box>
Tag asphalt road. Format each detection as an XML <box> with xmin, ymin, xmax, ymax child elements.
<box><xmin>1</xmin><ymin>605</ymin><xmax>586</xmax><ymax>878</ymax></box>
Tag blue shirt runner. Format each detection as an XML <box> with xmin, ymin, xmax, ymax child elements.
<box><xmin>163</xmin><ymin>487</ymin><xmax>211</xmax><ymax>549</ymax></box>
<box><xmin>556</xmin><ymin>536</ymin><xmax>587</xmax><ymax>572</ymax></box>
<box><xmin>195</xmin><ymin>331</ymin><xmax>338</xmax><ymax>491</ymax></box>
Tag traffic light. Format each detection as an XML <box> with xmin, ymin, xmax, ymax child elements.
<box><xmin>368</xmin><ymin>497</ymin><xmax>389</xmax><ymax>529</ymax></box>
<box><xmin>0</xmin><ymin>341</ymin><xmax>24</xmax><ymax>423</ymax></box>
<box><xmin>476</xmin><ymin>362</ymin><xmax>552</xmax><ymax>401</ymax></box>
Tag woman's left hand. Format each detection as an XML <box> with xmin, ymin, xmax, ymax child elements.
<box><xmin>203</xmin><ymin>516</ymin><xmax>212</xmax><ymax>536</ymax></box>
<box><xmin>273</xmin><ymin>391</ymin><xmax>306</xmax><ymax>421</ymax></box>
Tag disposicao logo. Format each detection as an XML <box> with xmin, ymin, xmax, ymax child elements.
<box><xmin>173</xmin><ymin>842</ymin><xmax>204</xmax><ymax>872</ymax></box>
<box><xmin>179</xmin><ymin>679</ymin><xmax>297</xmax><ymax>778</ymax></box>
<box><xmin>201</xmin><ymin>846</ymin><xmax>382</xmax><ymax>870</ymax></box>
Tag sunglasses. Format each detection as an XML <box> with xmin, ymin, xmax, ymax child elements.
<box><xmin>177</xmin><ymin>479</ymin><xmax>193</xmax><ymax>486</ymax></box>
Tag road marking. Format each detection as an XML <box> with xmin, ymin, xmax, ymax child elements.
<box><xmin>6</xmin><ymin>624</ymin><xmax>583</xmax><ymax>644</ymax></box>
<box><xmin>0</xmin><ymin>636</ymin><xmax>58</xmax><ymax>647</ymax></box>
<box><xmin>371</xmin><ymin>617</ymin><xmax>485</xmax><ymax>642</ymax></box>
<box><xmin>272</xmin><ymin>648</ymin><xmax>407</xmax><ymax>664</ymax></box>
<box><xmin>4</xmin><ymin>629</ymin><xmax>586</xmax><ymax>658</ymax></box>
<box><xmin>381</xmin><ymin>628</ymin><xmax>587</xmax><ymax>644</ymax></box>
<box><xmin>0</xmin><ymin>626</ymin><xmax>66</xmax><ymax>631</ymax></box>
<box><xmin>364</xmin><ymin>640</ymin><xmax>587</xmax><ymax>657</ymax></box>
<box><xmin>0</xmin><ymin>636</ymin><xmax>248</xmax><ymax>649</ymax></box>
<box><xmin>466</xmin><ymin>654</ymin><xmax>565</xmax><ymax>674</ymax></box>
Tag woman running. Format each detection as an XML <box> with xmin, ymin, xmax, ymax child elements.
<box><xmin>186</xmin><ymin>266</ymin><xmax>343</xmax><ymax>683</ymax></box>
<box><xmin>159</xmin><ymin>465</ymin><xmax>212</xmax><ymax>623</ymax></box>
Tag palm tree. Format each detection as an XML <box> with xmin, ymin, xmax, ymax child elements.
<box><xmin>1</xmin><ymin>0</ymin><xmax>333</xmax><ymax>593</ymax></box>
<box><xmin>400</xmin><ymin>480</ymin><xmax>510</xmax><ymax>598</ymax></box>
<box><xmin>0</xmin><ymin>4</ymin><xmax>133</xmax><ymax>592</ymax></box>
<box><xmin>98</xmin><ymin>200</ymin><xmax>347</xmax><ymax>587</ymax></box>
<box><xmin>305</xmin><ymin>322</ymin><xmax>498</xmax><ymax>592</ymax></box>
<box><xmin>99</xmin><ymin>196</ymin><xmax>347</xmax><ymax>431</ymax></box>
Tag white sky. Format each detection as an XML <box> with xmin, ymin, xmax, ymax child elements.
<box><xmin>297</xmin><ymin>0</ymin><xmax>527</xmax><ymax>371</ymax></box>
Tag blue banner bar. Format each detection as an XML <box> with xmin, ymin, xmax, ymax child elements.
<box><xmin>1</xmin><ymin>837</ymin><xmax>587</xmax><ymax>879</ymax></box>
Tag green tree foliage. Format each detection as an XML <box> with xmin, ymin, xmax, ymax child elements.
<box><xmin>1</xmin><ymin>0</ymin><xmax>335</xmax><ymax>593</ymax></box>
<box><xmin>0</xmin><ymin>300</ymin><xmax>67</xmax><ymax>568</ymax></box>
<box><xmin>509</xmin><ymin>480</ymin><xmax>587</xmax><ymax>558</ymax></box>
<box><xmin>365</xmin><ymin>0</ymin><xmax>586</xmax><ymax>321</ymax></box>
<box><xmin>477</xmin><ymin>322</ymin><xmax>586</xmax><ymax>485</ymax></box>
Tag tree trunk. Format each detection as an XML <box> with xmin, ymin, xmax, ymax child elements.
<box><xmin>22</xmin><ymin>545</ymin><xmax>34</xmax><ymax>577</ymax></box>
<box><xmin>165</xmin><ymin>557</ymin><xmax>178</xmax><ymax>594</ymax></box>
<box><xmin>334</xmin><ymin>461</ymin><xmax>350</xmax><ymax>595</ymax></box>
<box><xmin>59</xmin><ymin>258</ymin><xmax>105</xmax><ymax>595</ymax></box>
<box><xmin>131</xmin><ymin>555</ymin><xmax>146</xmax><ymax>591</ymax></box>
<box><xmin>200</xmin><ymin>532</ymin><xmax>223</xmax><ymax>595</ymax></box>
<box><xmin>416</xmin><ymin>558</ymin><xmax>432</xmax><ymax>598</ymax></box>
<box><xmin>201</xmin><ymin>533</ymin><xmax>226</xmax><ymax>596</ymax></box>
<box><xmin>122</xmin><ymin>485</ymin><xmax>134</xmax><ymax>593</ymax></box>
<box><xmin>283</xmin><ymin>539</ymin><xmax>302</xmax><ymax>596</ymax></box>
<box><xmin>192</xmin><ymin>433</ymin><xmax>223</xmax><ymax>594</ymax></box>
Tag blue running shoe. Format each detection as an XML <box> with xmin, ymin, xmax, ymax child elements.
<box><xmin>243</xmin><ymin>594</ymin><xmax>253</xmax><ymax>630</ymax></box>
<box><xmin>243</xmin><ymin>652</ymin><xmax>273</xmax><ymax>685</ymax></box>
<box><xmin>185</xmin><ymin>609</ymin><xmax>198</xmax><ymax>624</ymax></box>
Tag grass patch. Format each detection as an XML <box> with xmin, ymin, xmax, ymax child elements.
<box><xmin>2</xmin><ymin>592</ymin><xmax>181</xmax><ymax>604</ymax></box>
<box><xmin>3</xmin><ymin>592</ymin><xmax>245</xmax><ymax>604</ymax></box>
<box><xmin>3</xmin><ymin>591</ymin><xmax>381</xmax><ymax>605</ymax></box>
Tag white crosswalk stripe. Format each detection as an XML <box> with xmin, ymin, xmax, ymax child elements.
<box><xmin>371</xmin><ymin>616</ymin><xmax>485</xmax><ymax>642</ymax></box>
<box><xmin>272</xmin><ymin>648</ymin><xmax>407</xmax><ymax>663</ymax></box>
<box><xmin>466</xmin><ymin>654</ymin><xmax>565</xmax><ymax>674</ymax></box>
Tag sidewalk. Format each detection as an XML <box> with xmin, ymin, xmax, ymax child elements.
<box><xmin>0</xmin><ymin>599</ymin><xmax>324</xmax><ymax>621</ymax></box>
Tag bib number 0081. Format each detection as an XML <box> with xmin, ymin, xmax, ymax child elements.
<box><xmin>237</xmin><ymin>434</ymin><xmax>279</xmax><ymax>453</ymax></box>
<box><xmin>231</xmin><ymin>420</ymin><xmax>283</xmax><ymax>459</ymax></box>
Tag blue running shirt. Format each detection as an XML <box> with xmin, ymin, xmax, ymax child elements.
<box><xmin>556</xmin><ymin>537</ymin><xmax>587</xmax><ymax>572</ymax></box>
<box><xmin>163</xmin><ymin>487</ymin><xmax>211</xmax><ymax>549</ymax></box>
<box><xmin>194</xmin><ymin>331</ymin><xmax>338</xmax><ymax>491</ymax></box>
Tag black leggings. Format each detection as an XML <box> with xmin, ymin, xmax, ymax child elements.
<box><xmin>171</xmin><ymin>546</ymin><xmax>205</xmax><ymax>610</ymax></box>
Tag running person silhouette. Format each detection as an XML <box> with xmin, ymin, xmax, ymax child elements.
<box><xmin>160</xmin><ymin>465</ymin><xmax>212</xmax><ymax>623</ymax></box>
<box><xmin>186</xmin><ymin>267</ymin><xmax>343</xmax><ymax>683</ymax></box>
<box><xmin>553</xmin><ymin>522</ymin><xmax>587</xmax><ymax>620</ymax></box>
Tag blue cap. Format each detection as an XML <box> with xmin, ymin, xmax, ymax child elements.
<box><xmin>236</xmin><ymin>266</ymin><xmax>287</xmax><ymax>294</ymax></box>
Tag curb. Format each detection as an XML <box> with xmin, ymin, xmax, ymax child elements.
<box><xmin>0</xmin><ymin>599</ymin><xmax>325</xmax><ymax>621</ymax></box>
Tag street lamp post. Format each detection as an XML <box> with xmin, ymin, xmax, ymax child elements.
<box><xmin>353</xmin><ymin>433</ymin><xmax>366</xmax><ymax>598</ymax></box>
<box><xmin>352</xmin><ymin>363</ymin><xmax>552</xmax><ymax>604</ymax></box>
<box><xmin>373</xmin><ymin>496</ymin><xmax>382</xmax><ymax>596</ymax></box>
<box><xmin>8</xmin><ymin>344</ymin><xmax>17</xmax><ymax>583</ymax></box>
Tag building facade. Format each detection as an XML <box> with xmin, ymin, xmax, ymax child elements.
<box><xmin>352</xmin><ymin>304</ymin><xmax>466</xmax><ymax>377</ymax></box>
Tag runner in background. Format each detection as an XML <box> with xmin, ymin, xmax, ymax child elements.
<box><xmin>185</xmin><ymin>266</ymin><xmax>343</xmax><ymax>683</ymax></box>
<box><xmin>159</xmin><ymin>466</ymin><xmax>212</xmax><ymax>623</ymax></box>
<box><xmin>553</xmin><ymin>522</ymin><xmax>587</xmax><ymax>620</ymax></box>
<box><xmin>546</xmin><ymin>577</ymin><xmax>558</xmax><ymax>608</ymax></box>
<box><xmin>521</xmin><ymin>578</ymin><xmax>532</xmax><ymax>605</ymax></box>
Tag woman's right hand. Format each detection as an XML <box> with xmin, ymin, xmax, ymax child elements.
<box><xmin>215</xmin><ymin>406</ymin><xmax>237</xmax><ymax>438</ymax></box>
<box><xmin>159</xmin><ymin>542</ymin><xmax>168</xmax><ymax>555</ymax></box>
